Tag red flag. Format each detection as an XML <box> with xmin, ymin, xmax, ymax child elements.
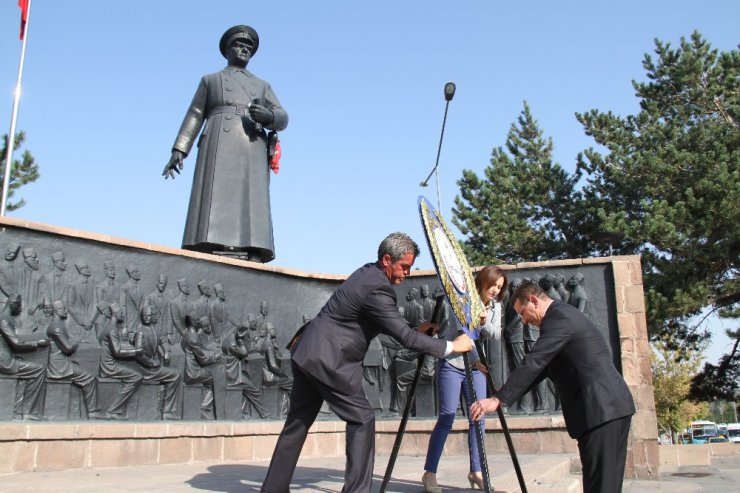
<box><xmin>19</xmin><ymin>0</ymin><xmax>29</xmax><ymax>40</ymax></box>
<box><xmin>270</xmin><ymin>140</ymin><xmax>282</xmax><ymax>174</ymax></box>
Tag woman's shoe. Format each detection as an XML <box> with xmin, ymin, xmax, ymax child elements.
<box><xmin>421</xmin><ymin>471</ymin><xmax>442</xmax><ymax>493</ymax></box>
<box><xmin>467</xmin><ymin>471</ymin><xmax>484</xmax><ymax>490</ymax></box>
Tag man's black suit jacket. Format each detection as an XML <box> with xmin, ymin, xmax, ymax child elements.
<box><xmin>497</xmin><ymin>301</ymin><xmax>635</xmax><ymax>438</ymax></box>
<box><xmin>291</xmin><ymin>262</ymin><xmax>447</xmax><ymax>396</ymax></box>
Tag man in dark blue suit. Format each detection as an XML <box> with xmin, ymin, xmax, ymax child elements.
<box><xmin>470</xmin><ymin>280</ymin><xmax>635</xmax><ymax>493</ymax></box>
<box><xmin>262</xmin><ymin>233</ymin><xmax>474</xmax><ymax>493</ymax></box>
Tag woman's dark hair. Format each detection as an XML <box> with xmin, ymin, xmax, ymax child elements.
<box><xmin>475</xmin><ymin>265</ymin><xmax>508</xmax><ymax>302</ymax></box>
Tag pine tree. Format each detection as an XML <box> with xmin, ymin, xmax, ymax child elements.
<box><xmin>453</xmin><ymin>32</ymin><xmax>738</xmax><ymax>399</ymax></box>
<box><xmin>452</xmin><ymin>102</ymin><xmax>581</xmax><ymax>265</ymax></box>
<box><xmin>575</xmin><ymin>32</ymin><xmax>738</xmax><ymax>390</ymax></box>
<box><xmin>0</xmin><ymin>131</ymin><xmax>40</xmax><ymax>211</ymax></box>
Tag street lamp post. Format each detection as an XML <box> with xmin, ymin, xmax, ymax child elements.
<box><xmin>420</xmin><ymin>81</ymin><xmax>456</xmax><ymax>210</ymax></box>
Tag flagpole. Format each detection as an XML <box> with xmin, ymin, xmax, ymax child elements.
<box><xmin>2</xmin><ymin>0</ymin><xmax>32</xmax><ymax>217</ymax></box>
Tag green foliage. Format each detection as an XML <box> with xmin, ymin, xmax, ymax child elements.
<box><xmin>707</xmin><ymin>400</ymin><xmax>740</xmax><ymax>425</ymax></box>
<box><xmin>575</xmin><ymin>32</ymin><xmax>739</xmax><ymax>349</ymax></box>
<box><xmin>453</xmin><ymin>32</ymin><xmax>738</xmax><ymax>399</ymax></box>
<box><xmin>651</xmin><ymin>342</ymin><xmax>706</xmax><ymax>437</ymax></box>
<box><xmin>452</xmin><ymin>102</ymin><xmax>584</xmax><ymax>265</ymax></box>
<box><xmin>0</xmin><ymin>131</ymin><xmax>40</xmax><ymax>211</ymax></box>
<box><xmin>691</xmin><ymin>328</ymin><xmax>740</xmax><ymax>401</ymax></box>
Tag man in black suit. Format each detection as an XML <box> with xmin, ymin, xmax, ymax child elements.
<box><xmin>261</xmin><ymin>233</ymin><xmax>473</xmax><ymax>493</ymax></box>
<box><xmin>470</xmin><ymin>280</ymin><xmax>635</xmax><ymax>493</ymax></box>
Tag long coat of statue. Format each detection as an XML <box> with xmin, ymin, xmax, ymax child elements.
<box><xmin>172</xmin><ymin>67</ymin><xmax>288</xmax><ymax>262</ymax></box>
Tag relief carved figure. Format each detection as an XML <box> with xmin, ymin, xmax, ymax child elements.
<box><xmin>567</xmin><ymin>273</ymin><xmax>588</xmax><ymax>313</ymax></box>
<box><xmin>144</xmin><ymin>274</ymin><xmax>172</xmax><ymax>341</ymax></box>
<box><xmin>258</xmin><ymin>322</ymin><xmax>292</xmax><ymax>416</ymax></box>
<box><xmin>222</xmin><ymin>323</ymin><xmax>269</xmax><ymax>419</ymax></box>
<box><xmin>181</xmin><ymin>315</ymin><xmax>226</xmax><ymax>419</ymax></box>
<box><xmin>91</xmin><ymin>301</ymin><xmax>113</xmax><ymax>344</ymax></box>
<box><xmin>254</xmin><ymin>301</ymin><xmax>270</xmax><ymax>340</ymax></box>
<box><xmin>193</xmin><ymin>281</ymin><xmax>213</xmax><ymax>334</ymax></box>
<box><xmin>133</xmin><ymin>305</ymin><xmax>181</xmax><ymax>420</ymax></box>
<box><xmin>99</xmin><ymin>303</ymin><xmax>143</xmax><ymax>420</ymax></box>
<box><xmin>419</xmin><ymin>284</ymin><xmax>435</xmax><ymax>323</ymax></box>
<box><xmin>539</xmin><ymin>274</ymin><xmax>562</xmax><ymax>301</ymax></box>
<box><xmin>503</xmin><ymin>278</ymin><xmax>533</xmax><ymax>413</ymax></box>
<box><xmin>0</xmin><ymin>244</ymin><xmax>21</xmax><ymax>306</ymax></box>
<box><xmin>94</xmin><ymin>261</ymin><xmax>120</xmax><ymax>314</ymax></box>
<box><xmin>66</xmin><ymin>261</ymin><xmax>98</xmax><ymax>345</ymax></box>
<box><xmin>120</xmin><ymin>263</ymin><xmax>144</xmax><ymax>330</ymax></box>
<box><xmin>403</xmin><ymin>288</ymin><xmax>423</xmax><ymax>329</ymax></box>
<box><xmin>37</xmin><ymin>252</ymin><xmax>71</xmax><ymax>311</ymax></box>
<box><xmin>46</xmin><ymin>300</ymin><xmax>105</xmax><ymax>419</ymax></box>
<box><xmin>18</xmin><ymin>248</ymin><xmax>41</xmax><ymax>317</ymax></box>
<box><xmin>394</xmin><ymin>349</ymin><xmax>435</xmax><ymax>415</ymax></box>
<box><xmin>170</xmin><ymin>279</ymin><xmax>195</xmax><ymax>344</ymax></box>
<box><xmin>523</xmin><ymin>312</ymin><xmax>548</xmax><ymax>412</ymax></box>
<box><xmin>554</xmin><ymin>274</ymin><xmax>570</xmax><ymax>303</ymax></box>
<box><xmin>0</xmin><ymin>294</ymin><xmax>48</xmax><ymax>420</ymax></box>
<box><xmin>24</xmin><ymin>296</ymin><xmax>52</xmax><ymax>336</ymax></box>
<box><xmin>211</xmin><ymin>283</ymin><xmax>238</xmax><ymax>346</ymax></box>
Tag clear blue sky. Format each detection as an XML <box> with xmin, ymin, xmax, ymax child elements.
<box><xmin>1</xmin><ymin>2</ymin><xmax>737</xmax><ymax>354</ymax></box>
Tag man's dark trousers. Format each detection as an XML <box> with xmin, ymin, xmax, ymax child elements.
<box><xmin>578</xmin><ymin>415</ymin><xmax>632</xmax><ymax>493</ymax></box>
<box><xmin>261</xmin><ymin>360</ymin><xmax>375</xmax><ymax>493</ymax></box>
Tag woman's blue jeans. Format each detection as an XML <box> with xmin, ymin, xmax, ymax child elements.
<box><xmin>424</xmin><ymin>359</ymin><xmax>487</xmax><ymax>473</ymax></box>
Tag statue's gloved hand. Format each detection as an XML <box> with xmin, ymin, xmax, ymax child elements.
<box><xmin>248</xmin><ymin>103</ymin><xmax>274</xmax><ymax>124</ymax></box>
<box><xmin>163</xmin><ymin>150</ymin><xmax>186</xmax><ymax>179</ymax></box>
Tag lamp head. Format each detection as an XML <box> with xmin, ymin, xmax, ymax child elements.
<box><xmin>444</xmin><ymin>81</ymin><xmax>456</xmax><ymax>101</ymax></box>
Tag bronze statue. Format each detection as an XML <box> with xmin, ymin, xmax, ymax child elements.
<box><xmin>163</xmin><ymin>25</ymin><xmax>289</xmax><ymax>263</ymax></box>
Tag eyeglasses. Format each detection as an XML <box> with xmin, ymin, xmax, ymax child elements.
<box><xmin>515</xmin><ymin>300</ymin><xmax>529</xmax><ymax>319</ymax></box>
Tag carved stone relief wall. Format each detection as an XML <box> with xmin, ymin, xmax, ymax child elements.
<box><xmin>0</xmin><ymin>222</ymin><xmax>621</xmax><ymax>423</ymax></box>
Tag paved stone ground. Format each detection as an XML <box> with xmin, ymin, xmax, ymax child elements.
<box><xmin>1</xmin><ymin>453</ymin><xmax>738</xmax><ymax>492</ymax></box>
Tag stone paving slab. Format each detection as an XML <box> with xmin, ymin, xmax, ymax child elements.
<box><xmin>0</xmin><ymin>453</ymin><xmax>738</xmax><ymax>492</ymax></box>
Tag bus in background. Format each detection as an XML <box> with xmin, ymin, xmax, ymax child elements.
<box><xmin>727</xmin><ymin>423</ymin><xmax>740</xmax><ymax>444</ymax></box>
<box><xmin>718</xmin><ymin>423</ymin><xmax>728</xmax><ymax>436</ymax></box>
<box><xmin>690</xmin><ymin>420</ymin><xmax>719</xmax><ymax>444</ymax></box>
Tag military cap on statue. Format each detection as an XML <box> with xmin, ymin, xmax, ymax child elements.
<box><xmin>219</xmin><ymin>25</ymin><xmax>260</xmax><ymax>57</ymax></box>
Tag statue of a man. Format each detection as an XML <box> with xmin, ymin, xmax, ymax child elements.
<box><xmin>163</xmin><ymin>25</ymin><xmax>289</xmax><ymax>263</ymax></box>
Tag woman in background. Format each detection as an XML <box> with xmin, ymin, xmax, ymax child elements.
<box><xmin>421</xmin><ymin>266</ymin><xmax>508</xmax><ymax>492</ymax></box>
